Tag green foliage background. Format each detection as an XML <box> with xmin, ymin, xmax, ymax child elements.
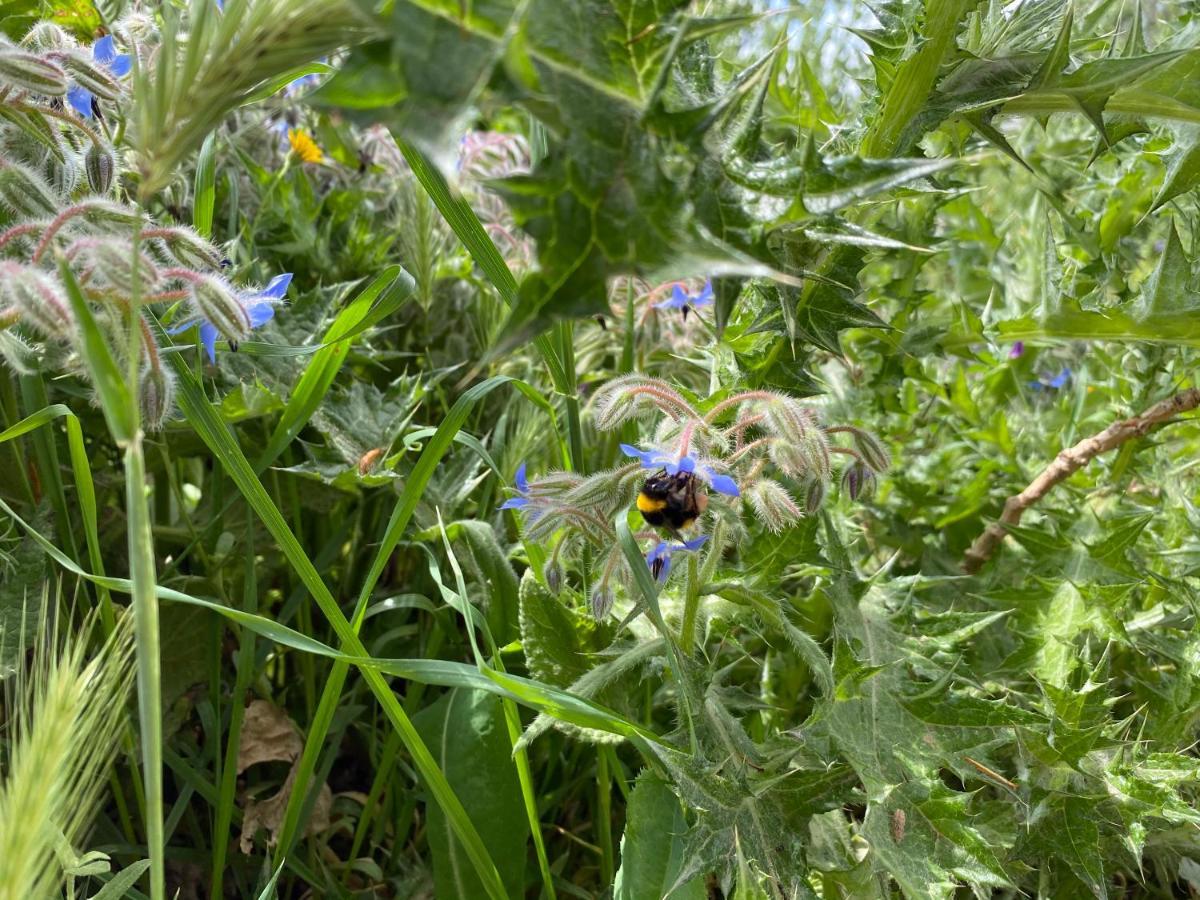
<box><xmin>5</xmin><ymin>0</ymin><xmax>1200</xmax><ymax>897</ymax></box>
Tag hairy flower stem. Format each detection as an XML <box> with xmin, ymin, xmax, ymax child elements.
<box><xmin>126</xmin><ymin>222</ymin><xmax>166</xmax><ymax>900</ymax></box>
<box><xmin>680</xmin><ymin>552</ymin><xmax>702</xmax><ymax>655</ymax></box>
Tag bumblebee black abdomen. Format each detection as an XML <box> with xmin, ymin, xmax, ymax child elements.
<box><xmin>636</xmin><ymin>470</ymin><xmax>707</xmax><ymax>531</ymax></box>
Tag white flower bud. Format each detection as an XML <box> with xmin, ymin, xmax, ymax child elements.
<box><xmin>747</xmin><ymin>478</ymin><xmax>802</xmax><ymax>533</ymax></box>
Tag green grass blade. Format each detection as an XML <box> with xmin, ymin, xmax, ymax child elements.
<box><xmin>193</xmin><ymin>132</ymin><xmax>216</xmax><ymax>238</ymax></box>
<box><xmin>149</xmin><ymin>322</ymin><xmax>509</xmax><ymax>900</ymax></box>
<box><xmin>58</xmin><ymin>256</ymin><xmax>133</xmax><ymax>444</ymax></box>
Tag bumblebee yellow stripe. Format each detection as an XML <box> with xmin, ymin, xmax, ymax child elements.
<box><xmin>636</xmin><ymin>493</ymin><xmax>667</xmax><ymax>514</ymax></box>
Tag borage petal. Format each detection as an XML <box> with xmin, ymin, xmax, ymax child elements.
<box><xmin>260</xmin><ymin>273</ymin><xmax>293</xmax><ymax>300</ymax></box>
<box><xmin>703</xmin><ymin>467</ymin><xmax>740</xmax><ymax>497</ymax></box>
<box><xmin>199</xmin><ymin>322</ymin><xmax>219</xmax><ymax>364</ymax></box>
<box><xmin>245</xmin><ymin>301</ymin><xmax>276</xmax><ymax>328</ymax></box>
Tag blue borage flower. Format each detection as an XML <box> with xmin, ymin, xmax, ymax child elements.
<box><xmin>654</xmin><ymin>279</ymin><xmax>713</xmax><ymax>316</ymax></box>
<box><xmin>1029</xmin><ymin>367</ymin><xmax>1071</xmax><ymax>391</ymax></box>
<box><xmin>647</xmin><ymin>534</ymin><xmax>708</xmax><ymax>582</ymax></box>
<box><xmin>619</xmin><ymin>444</ymin><xmax>739</xmax><ymax>497</ymax></box>
<box><xmin>170</xmin><ymin>272</ymin><xmax>291</xmax><ymax>363</ymax></box>
<box><xmin>68</xmin><ymin>35</ymin><xmax>131</xmax><ymax>118</ymax></box>
<box><xmin>499</xmin><ymin>462</ymin><xmax>531</xmax><ymax>511</ymax></box>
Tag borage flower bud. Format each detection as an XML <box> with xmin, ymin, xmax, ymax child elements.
<box><xmin>0</xmin><ymin>48</ymin><xmax>68</xmax><ymax>95</ymax></box>
<box><xmin>1</xmin><ymin>264</ymin><xmax>73</xmax><ymax>340</ymax></box>
<box><xmin>746</xmin><ymin>478</ymin><xmax>802</xmax><ymax>533</ymax></box>
<box><xmin>79</xmin><ymin>199</ymin><xmax>143</xmax><ymax>227</ymax></box>
<box><xmin>842</xmin><ymin>462</ymin><xmax>877</xmax><ymax>501</ymax></box>
<box><xmin>139</xmin><ymin>362</ymin><xmax>175</xmax><ymax>431</ymax></box>
<box><xmin>154</xmin><ymin>227</ymin><xmax>224</xmax><ymax>271</ymax></box>
<box><xmin>0</xmin><ymin>161</ymin><xmax>61</xmax><ymax>218</ymax></box>
<box><xmin>59</xmin><ymin>48</ymin><xmax>122</xmax><ymax>101</ymax></box>
<box><xmin>589</xmin><ymin>582</ymin><xmax>614</xmax><ymax>621</ymax></box>
<box><xmin>542</xmin><ymin>558</ymin><xmax>563</xmax><ymax>595</ymax></box>
<box><xmin>844</xmin><ymin>426</ymin><xmax>890</xmax><ymax>473</ymax></box>
<box><xmin>91</xmin><ymin>239</ymin><xmax>158</xmax><ymax>290</ymax></box>
<box><xmin>85</xmin><ymin>141</ymin><xmax>116</xmax><ymax>194</ymax></box>
<box><xmin>803</xmin><ymin>478</ymin><xmax>826</xmax><ymax>514</ymax></box>
<box><xmin>189</xmin><ymin>275</ymin><xmax>250</xmax><ymax>348</ymax></box>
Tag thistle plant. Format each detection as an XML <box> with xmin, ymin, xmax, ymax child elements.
<box><xmin>501</xmin><ymin>374</ymin><xmax>890</xmax><ymax>626</ymax></box>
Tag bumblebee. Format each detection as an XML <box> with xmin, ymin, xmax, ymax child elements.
<box><xmin>636</xmin><ymin>470</ymin><xmax>708</xmax><ymax>532</ymax></box>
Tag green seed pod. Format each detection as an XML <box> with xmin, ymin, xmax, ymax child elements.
<box><xmin>0</xmin><ymin>161</ymin><xmax>61</xmax><ymax>218</ymax></box>
<box><xmin>85</xmin><ymin>141</ymin><xmax>115</xmax><ymax>194</ymax></box>
<box><xmin>190</xmin><ymin>275</ymin><xmax>249</xmax><ymax>344</ymax></box>
<box><xmin>0</xmin><ymin>48</ymin><xmax>68</xmax><ymax>95</ymax></box>
<box><xmin>59</xmin><ymin>49</ymin><xmax>121</xmax><ymax>101</ymax></box>
<box><xmin>2</xmin><ymin>264</ymin><xmax>72</xmax><ymax>339</ymax></box>
<box><xmin>139</xmin><ymin>362</ymin><xmax>175</xmax><ymax>431</ymax></box>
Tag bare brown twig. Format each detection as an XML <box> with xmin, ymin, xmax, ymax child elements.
<box><xmin>962</xmin><ymin>388</ymin><xmax>1200</xmax><ymax>574</ymax></box>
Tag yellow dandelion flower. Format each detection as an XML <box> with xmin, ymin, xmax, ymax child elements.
<box><xmin>287</xmin><ymin>128</ymin><xmax>323</xmax><ymax>164</ymax></box>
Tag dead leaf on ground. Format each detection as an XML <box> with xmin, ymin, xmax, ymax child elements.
<box><xmin>236</xmin><ymin>699</ymin><xmax>333</xmax><ymax>854</ymax></box>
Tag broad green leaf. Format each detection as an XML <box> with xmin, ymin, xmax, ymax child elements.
<box><xmin>613</xmin><ymin>774</ymin><xmax>706</xmax><ymax>900</ymax></box>
<box><xmin>413</xmin><ymin>690</ymin><xmax>529</xmax><ymax>900</ymax></box>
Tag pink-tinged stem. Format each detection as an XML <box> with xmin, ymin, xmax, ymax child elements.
<box><xmin>704</xmin><ymin>390</ymin><xmax>777</xmax><ymax>423</ymax></box>
<box><xmin>676</xmin><ymin>421</ymin><xmax>696</xmax><ymax>458</ymax></box>
<box><xmin>32</xmin><ymin>204</ymin><xmax>98</xmax><ymax>263</ymax></box>
<box><xmin>0</xmin><ymin>222</ymin><xmax>42</xmax><ymax>251</ymax></box>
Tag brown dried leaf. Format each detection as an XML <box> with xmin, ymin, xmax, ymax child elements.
<box><xmin>237</xmin><ymin>699</ymin><xmax>302</xmax><ymax>773</ymax></box>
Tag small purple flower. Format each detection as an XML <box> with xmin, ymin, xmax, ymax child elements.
<box><xmin>1008</xmin><ymin>341</ymin><xmax>1024</xmax><ymax>359</ymax></box>
<box><xmin>68</xmin><ymin>35</ymin><xmax>131</xmax><ymax>118</ymax></box>
<box><xmin>170</xmin><ymin>272</ymin><xmax>291</xmax><ymax>363</ymax></box>
<box><xmin>620</xmin><ymin>444</ymin><xmax>739</xmax><ymax>497</ymax></box>
<box><xmin>499</xmin><ymin>462</ymin><xmax>531</xmax><ymax>510</ymax></box>
<box><xmin>654</xmin><ymin>279</ymin><xmax>714</xmax><ymax>318</ymax></box>
<box><xmin>647</xmin><ymin>535</ymin><xmax>708</xmax><ymax>582</ymax></box>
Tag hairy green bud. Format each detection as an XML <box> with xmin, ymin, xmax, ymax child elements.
<box><xmin>803</xmin><ymin>478</ymin><xmax>826</xmax><ymax>515</ymax></box>
<box><xmin>85</xmin><ymin>141</ymin><xmax>115</xmax><ymax>194</ymax></box>
<box><xmin>139</xmin><ymin>362</ymin><xmax>175</xmax><ymax>431</ymax></box>
<box><xmin>842</xmin><ymin>462</ymin><xmax>877</xmax><ymax>501</ymax></box>
<box><xmin>89</xmin><ymin>238</ymin><xmax>158</xmax><ymax>291</ymax></box>
<box><xmin>79</xmin><ymin>199</ymin><xmax>143</xmax><ymax>227</ymax></box>
<box><xmin>746</xmin><ymin>478</ymin><xmax>802</xmax><ymax>533</ymax></box>
<box><xmin>1</xmin><ymin>263</ymin><xmax>72</xmax><ymax>339</ymax></box>
<box><xmin>190</xmin><ymin>275</ymin><xmax>249</xmax><ymax>345</ymax></box>
<box><xmin>0</xmin><ymin>48</ymin><xmax>68</xmax><ymax>95</ymax></box>
<box><xmin>58</xmin><ymin>49</ymin><xmax>121</xmax><ymax>101</ymax></box>
<box><xmin>589</xmin><ymin>582</ymin><xmax>614</xmax><ymax>621</ymax></box>
<box><xmin>155</xmin><ymin>227</ymin><xmax>223</xmax><ymax>270</ymax></box>
<box><xmin>542</xmin><ymin>558</ymin><xmax>564</xmax><ymax>595</ymax></box>
<box><xmin>0</xmin><ymin>160</ymin><xmax>60</xmax><ymax>218</ymax></box>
